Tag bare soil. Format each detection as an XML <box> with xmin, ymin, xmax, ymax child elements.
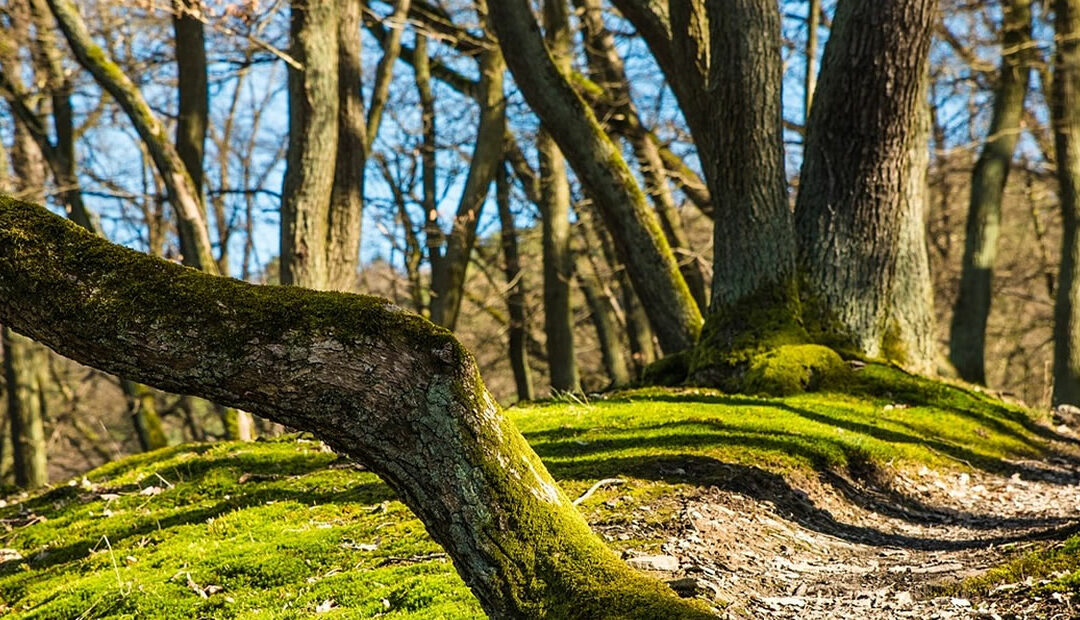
<box><xmin>598</xmin><ymin>438</ymin><xmax>1080</xmax><ymax>618</ymax></box>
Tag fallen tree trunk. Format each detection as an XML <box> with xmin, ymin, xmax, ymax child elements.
<box><xmin>0</xmin><ymin>195</ymin><xmax>713</xmax><ymax>619</ymax></box>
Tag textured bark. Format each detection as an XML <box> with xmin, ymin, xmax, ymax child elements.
<box><xmin>615</xmin><ymin>0</ymin><xmax>796</xmax><ymax>330</ymax></box>
<box><xmin>0</xmin><ymin>196</ymin><xmax>714</xmax><ymax>619</ymax></box>
<box><xmin>795</xmin><ymin>0</ymin><xmax>937</xmax><ymax>366</ymax></box>
<box><xmin>326</xmin><ymin>0</ymin><xmax>367</xmax><ymax>293</ymax></box>
<box><xmin>488</xmin><ymin>0</ymin><xmax>701</xmax><ymax>354</ymax></box>
<box><xmin>496</xmin><ymin>163</ymin><xmax>535</xmax><ymax>402</ymax></box>
<box><xmin>45</xmin><ymin>0</ymin><xmax>217</xmax><ymax>273</ymax></box>
<box><xmin>949</xmin><ymin>0</ymin><xmax>1033</xmax><ymax>384</ymax></box>
<box><xmin>1052</xmin><ymin>0</ymin><xmax>1080</xmax><ymax>406</ymax></box>
<box><xmin>429</xmin><ymin>13</ymin><xmax>505</xmax><ymax>330</ymax></box>
<box><xmin>538</xmin><ymin>0</ymin><xmax>580</xmax><ymax>393</ymax></box>
<box><xmin>280</xmin><ymin>0</ymin><xmax>340</xmax><ymax>290</ymax></box>
<box><xmin>172</xmin><ymin>0</ymin><xmax>208</xmax><ymax>198</ymax></box>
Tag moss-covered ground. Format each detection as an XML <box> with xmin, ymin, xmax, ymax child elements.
<box><xmin>0</xmin><ymin>364</ymin><xmax>1064</xmax><ymax>618</ymax></box>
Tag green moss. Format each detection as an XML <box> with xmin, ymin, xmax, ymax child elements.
<box><xmin>959</xmin><ymin>536</ymin><xmax>1080</xmax><ymax>597</ymax></box>
<box><xmin>742</xmin><ymin>344</ymin><xmax>851</xmax><ymax>396</ymax></box>
<box><xmin>641</xmin><ymin>351</ymin><xmax>691</xmax><ymax>387</ymax></box>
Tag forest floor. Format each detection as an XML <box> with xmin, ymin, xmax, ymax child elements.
<box><xmin>0</xmin><ymin>363</ymin><xmax>1079</xmax><ymax>618</ymax></box>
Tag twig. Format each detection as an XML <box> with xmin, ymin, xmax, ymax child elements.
<box><xmin>573</xmin><ymin>478</ymin><xmax>625</xmax><ymax>506</ymax></box>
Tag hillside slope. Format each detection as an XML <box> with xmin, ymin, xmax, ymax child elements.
<box><xmin>0</xmin><ymin>364</ymin><xmax>1077</xmax><ymax>618</ymax></box>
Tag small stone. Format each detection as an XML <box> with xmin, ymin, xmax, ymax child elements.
<box><xmin>625</xmin><ymin>554</ymin><xmax>679</xmax><ymax>572</ymax></box>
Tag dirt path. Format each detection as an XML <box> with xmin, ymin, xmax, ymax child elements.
<box><xmin>599</xmin><ymin>441</ymin><xmax>1080</xmax><ymax>618</ymax></box>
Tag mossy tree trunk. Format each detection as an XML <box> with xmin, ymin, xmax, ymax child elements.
<box><xmin>487</xmin><ymin>0</ymin><xmax>703</xmax><ymax>355</ymax></box>
<box><xmin>495</xmin><ymin>162</ymin><xmax>535</xmax><ymax>402</ymax></box>
<box><xmin>536</xmin><ymin>0</ymin><xmax>581</xmax><ymax>393</ymax></box>
<box><xmin>577</xmin><ymin>262</ymin><xmax>633</xmax><ymax>389</ymax></box>
<box><xmin>0</xmin><ymin>196</ymin><xmax>715</xmax><ymax>619</ymax></box>
<box><xmin>574</xmin><ymin>0</ymin><xmax>708</xmax><ymax>312</ymax></box>
<box><xmin>950</xmin><ymin>0</ymin><xmax>1034</xmax><ymax>384</ymax></box>
<box><xmin>45</xmin><ymin>0</ymin><xmax>218</xmax><ymax>274</ymax></box>
<box><xmin>1052</xmin><ymin>0</ymin><xmax>1080</xmax><ymax>406</ymax></box>
<box><xmin>795</xmin><ymin>0</ymin><xmax>937</xmax><ymax>368</ymax></box>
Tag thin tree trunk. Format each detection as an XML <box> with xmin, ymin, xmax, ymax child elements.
<box><xmin>0</xmin><ymin>196</ymin><xmax>714</xmax><ymax>619</ymax></box>
<box><xmin>576</xmin><ymin>263</ymin><xmax>633</xmax><ymax>389</ymax></box>
<box><xmin>537</xmin><ymin>0</ymin><xmax>580</xmax><ymax>393</ymax></box>
<box><xmin>326</xmin><ymin>0</ymin><xmax>367</xmax><ymax>292</ymax></box>
<box><xmin>46</xmin><ymin>0</ymin><xmax>218</xmax><ymax>273</ymax></box>
<box><xmin>496</xmin><ymin>162</ymin><xmax>535</xmax><ymax>402</ymax></box>
<box><xmin>123</xmin><ymin>381</ymin><xmax>167</xmax><ymax>451</ymax></box>
<box><xmin>805</xmin><ymin>0</ymin><xmax>820</xmax><ymax>119</ymax></box>
<box><xmin>950</xmin><ymin>0</ymin><xmax>1033</xmax><ymax>384</ymax></box>
<box><xmin>280</xmin><ymin>0</ymin><xmax>340</xmax><ymax>289</ymax></box>
<box><xmin>574</xmin><ymin>0</ymin><xmax>708</xmax><ymax>312</ymax></box>
<box><xmin>429</xmin><ymin>6</ymin><xmax>505</xmax><ymax>329</ymax></box>
<box><xmin>487</xmin><ymin>0</ymin><xmax>703</xmax><ymax>355</ymax></box>
<box><xmin>795</xmin><ymin>0</ymin><xmax>937</xmax><ymax>367</ymax></box>
<box><xmin>1052</xmin><ymin>0</ymin><xmax>1080</xmax><ymax>406</ymax></box>
<box><xmin>2</xmin><ymin>328</ymin><xmax>48</xmax><ymax>489</ymax></box>
<box><xmin>413</xmin><ymin>32</ymin><xmax>441</xmax><ymax>287</ymax></box>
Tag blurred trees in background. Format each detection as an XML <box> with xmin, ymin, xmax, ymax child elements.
<box><xmin>0</xmin><ymin>0</ymin><xmax>1077</xmax><ymax>488</ymax></box>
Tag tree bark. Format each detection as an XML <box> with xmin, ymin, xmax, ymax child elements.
<box><xmin>2</xmin><ymin>328</ymin><xmax>48</xmax><ymax>489</ymax></box>
<box><xmin>1052</xmin><ymin>0</ymin><xmax>1080</xmax><ymax>406</ymax></box>
<box><xmin>577</xmin><ymin>262</ymin><xmax>633</xmax><ymax>389</ymax></box>
<box><xmin>280</xmin><ymin>0</ymin><xmax>340</xmax><ymax>290</ymax></box>
<box><xmin>496</xmin><ymin>162</ymin><xmax>535</xmax><ymax>402</ymax></box>
<box><xmin>45</xmin><ymin>0</ymin><xmax>218</xmax><ymax>273</ymax></box>
<box><xmin>326</xmin><ymin>0</ymin><xmax>368</xmax><ymax>293</ymax></box>
<box><xmin>487</xmin><ymin>0</ymin><xmax>702</xmax><ymax>355</ymax></box>
<box><xmin>537</xmin><ymin>0</ymin><xmax>580</xmax><ymax>393</ymax></box>
<box><xmin>795</xmin><ymin>0</ymin><xmax>937</xmax><ymax>367</ymax></box>
<box><xmin>949</xmin><ymin>0</ymin><xmax>1033</xmax><ymax>384</ymax></box>
<box><xmin>0</xmin><ymin>195</ymin><xmax>714</xmax><ymax>619</ymax></box>
<box><xmin>612</xmin><ymin>0</ymin><xmax>798</xmax><ymax>355</ymax></box>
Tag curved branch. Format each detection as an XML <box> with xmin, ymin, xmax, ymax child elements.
<box><xmin>0</xmin><ymin>195</ymin><xmax>713</xmax><ymax>619</ymax></box>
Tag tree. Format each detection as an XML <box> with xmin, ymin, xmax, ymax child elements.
<box><xmin>795</xmin><ymin>0</ymin><xmax>938</xmax><ymax>369</ymax></box>
<box><xmin>537</xmin><ymin>0</ymin><xmax>581</xmax><ymax>393</ymax></box>
<box><xmin>486</xmin><ymin>1</ymin><xmax>703</xmax><ymax>356</ymax></box>
<box><xmin>0</xmin><ymin>195</ymin><xmax>714</xmax><ymax>618</ymax></box>
<box><xmin>1052</xmin><ymin>0</ymin><xmax>1080</xmax><ymax>406</ymax></box>
<box><xmin>950</xmin><ymin>0</ymin><xmax>1034</xmax><ymax>384</ymax></box>
<box><xmin>46</xmin><ymin>0</ymin><xmax>218</xmax><ymax>274</ymax></box>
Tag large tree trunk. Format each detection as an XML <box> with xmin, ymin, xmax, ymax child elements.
<box><xmin>1052</xmin><ymin>0</ymin><xmax>1080</xmax><ymax>406</ymax></box>
<box><xmin>0</xmin><ymin>195</ymin><xmax>714</xmax><ymax>619</ymax></box>
<box><xmin>46</xmin><ymin>0</ymin><xmax>218</xmax><ymax>274</ymax></box>
<box><xmin>496</xmin><ymin>162</ymin><xmax>535</xmax><ymax>402</ymax></box>
<box><xmin>949</xmin><ymin>0</ymin><xmax>1033</xmax><ymax>384</ymax></box>
<box><xmin>537</xmin><ymin>0</ymin><xmax>581</xmax><ymax>393</ymax></box>
<box><xmin>610</xmin><ymin>0</ymin><xmax>799</xmax><ymax>369</ymax></box>
<box><xmin>795</xmin><ymin>0</ymin><xmax>937</xmax><ymax>367</ymax></box>
<box><xmin>487</xmin><ymin>0</ymin><xmax>702</xmax><ymax>355</ymax></box>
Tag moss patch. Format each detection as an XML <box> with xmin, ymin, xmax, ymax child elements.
<box><xmin>742</xmin><ymin>344</ymin><xmax>851</xmax><ymax>396</ymax></box>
